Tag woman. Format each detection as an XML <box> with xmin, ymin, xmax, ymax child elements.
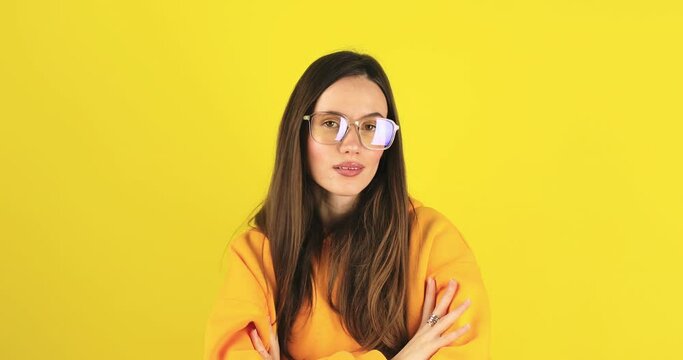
<box><xmin>204</xmin><ymin>50</ymin><xmax>491</xmax><ymax>359</ymax></box>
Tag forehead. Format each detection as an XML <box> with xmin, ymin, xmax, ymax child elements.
<box><xmin>313</xmin><ymin>75</ymin><xmax>389</xmax><ymax>118</ymax></box>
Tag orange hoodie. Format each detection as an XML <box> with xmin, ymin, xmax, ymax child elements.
<box><xmin>204</xmin><ymin>198</ymin><xmax>492</xmax><ymax>359</ymax></box>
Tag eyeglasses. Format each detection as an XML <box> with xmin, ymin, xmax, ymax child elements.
<box><xmin>302</xmin><ymin>111</ymin><xmax>400</xmax><ymax>151</ymax></box>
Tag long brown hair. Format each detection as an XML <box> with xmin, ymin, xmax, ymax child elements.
<box><xmin>252</xmin><ymin>50</ymin><xmax>414</xmax><ymax>358</ymax></box>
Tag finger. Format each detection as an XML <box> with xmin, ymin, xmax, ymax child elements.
<box><xmin>432</xmin><ymin>279</ymin><xmax>459</xmax><ymax>317</ymax></box>
<box><xmin>268</xmin><ymin>316</ymin><xmax>280</xmax><ymax>360</ymax></box>
<box><xmin>430</xmin><ymin>298</ymin><xmax>471</xmax><ymax>334</ymax></box>
<box><xmin>248</xmin><ymin>324</ymin><xmax>271</xmax><ymax>359</ymax></box>
<box><xmin>437</xmin><ymin>323</ymin><xmax>472</xmax><ymax>347</ymax></box>
<box><xmin>420</xmin><ymin>277</ymin><xmax>436</xmax><ymax>324</ymax></box>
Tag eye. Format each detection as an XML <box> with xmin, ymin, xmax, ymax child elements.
<box><xmin>322</xmin><ymin>121</ymin><xmax>339</xmax><ymax>128</ymax></box>
<box><xmin>363</xmin><ymin>123</ymin><xmax>376</xmax><ymax>131</ymax></box>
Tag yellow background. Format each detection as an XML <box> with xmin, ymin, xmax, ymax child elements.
<box><xmin>2</xmin><ymin>1</ymin><xmax>682</xmax><ymax>359</ymax></box>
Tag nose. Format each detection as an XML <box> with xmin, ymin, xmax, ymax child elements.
<box><xmin>339</xmin><ymin>122</ymin><xmax>361</xmax><ymax>154</ymax></box>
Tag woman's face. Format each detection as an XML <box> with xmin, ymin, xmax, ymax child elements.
<box><xmin>307</xmin><ymin>75</ymin><xmax>388</xmax><ymax>201</ymax></box>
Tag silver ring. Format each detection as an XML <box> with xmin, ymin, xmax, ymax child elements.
<box><xmin>427</xmin><ymin>314</ymin><xmax>440</xmax><ymax>327</ymax></box>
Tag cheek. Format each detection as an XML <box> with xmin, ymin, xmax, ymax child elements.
<box><xmin>360</xmin><ymin>151</ymin><xmax>384</xmax><ymax>181</ymax></box>
<box><xmin>307</xmin><ymin>137</ymin><xmax>326</xmax><ymax>173</ymax></box>
<box><xmin>368</xmin><ymin>151</ymin><xmax>384</xmax><ymax>169</ymax></box>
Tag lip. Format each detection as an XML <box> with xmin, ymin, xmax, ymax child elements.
<box><xmin>333</xmin><ymin>162</ymin><xmax>365</xmax><ymax>177</ymax></box>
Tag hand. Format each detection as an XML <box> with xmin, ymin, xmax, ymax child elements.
<box><xmin>392</xmin><ymin>277</ymin><xmax>472</xmax><ymax>360</ymax></box>
<box><xmin>248</xmin><ymin>316</ymin><xmax>281</xmax><ymax>360</ymax></box>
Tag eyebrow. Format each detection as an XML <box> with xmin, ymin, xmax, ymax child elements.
<box><xmin>323</xmin><ymin>110</ymin><xmax>386</xmax><ymax>118</ymax></box>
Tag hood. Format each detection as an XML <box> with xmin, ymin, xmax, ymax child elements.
<box><xmin>408</xmin><ymin>196</ymin><xmax>424</xmax><ymax>210</ymax></box>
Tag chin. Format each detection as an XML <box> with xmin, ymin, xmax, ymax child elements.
<box><xmin>328</xmin><ymin>188</ymin><xmax>363</xmax><ymax>197</ymax></box>
<box><xmin>323</xmin><ymin>183</ymin><xmax>369</xmax><ymax>197</ymax></box>
<box><xmin>314</xmin><ymin>171</ymin><xmax>378</xmax><ymax>197</ymax></box>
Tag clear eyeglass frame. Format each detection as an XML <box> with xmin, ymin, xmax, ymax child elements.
<box><xmin>302</xmin><ymin>111</ymin><xmax>400</xmax><ymax>151</ymax></box>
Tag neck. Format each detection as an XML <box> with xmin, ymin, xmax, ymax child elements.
<box><xmin>318</xmin><ymin>193</ymin><xmax>358</xmax><ymax>229</ymax></box>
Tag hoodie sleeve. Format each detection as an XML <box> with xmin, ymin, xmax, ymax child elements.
<box><xmin>203</xmin><ymin>232</ymin><xmax>392</xmax><ymax>360</ymax></box>
<box><xmin>203</xmin><ymin>233</ymin><xmax>274</xmax><ymax>360</ymax></box>
<box><xmin>421</xmin><ymin>208</ymin><xmax>493</xmax><ymax>360</ymax></box>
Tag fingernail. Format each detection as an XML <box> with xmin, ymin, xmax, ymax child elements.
<box><xmin>449</xmin><ymin>279</ymin><xmax>456</xmax><ymax>286</ymax></box>
<box><xmin>466</xmin><ymin>298</ymin><xmax>472</xmax><ymax>304</ymax></box>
